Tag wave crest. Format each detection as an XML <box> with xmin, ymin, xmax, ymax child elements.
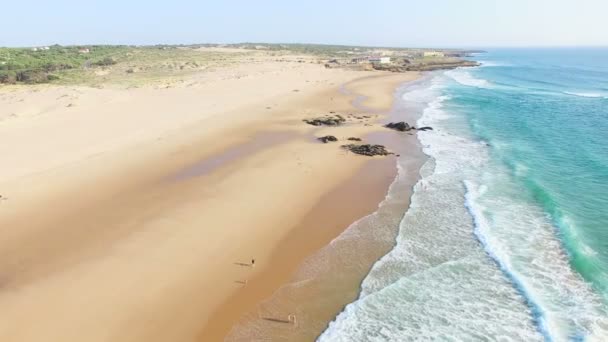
<box><xmin>445</xmin><ymin>69</ymin><xmax>492</xmax><ymax>88</ymax></box>
<box><xmin>564</xmin><ymin>91</ymin><xmax>608</xmax><ymax>99</ymax></box>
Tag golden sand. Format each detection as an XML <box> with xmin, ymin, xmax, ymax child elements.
<box><xmin>0</xmin><ymin>58</ymin><xmax>419</xmax><ymax>341</ymax></box>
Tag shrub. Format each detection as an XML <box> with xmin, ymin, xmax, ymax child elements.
<box><xmin>0</xmin><ymin>70</ymin><xmax>17</xmax><ymax>84</ymax></box>
<box><xmin>93</xmin><ymin>57</ymin><xmax>117</xmax><ymax>66</ymax></box>
<box><xmin>16</xmin><ymin>70</ymin><xmax>49</xmax><ymax>83</ymax></box>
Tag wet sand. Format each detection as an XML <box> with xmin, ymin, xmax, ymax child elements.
<box><xmin>219</xmin><ymin>79</ymin><xmax>427</xmax><ymax>341</ymax></box>
<box><xmin>201</xmin><ymin>156</ymin><xmax>398</xmax><ymax>341</ymax></box>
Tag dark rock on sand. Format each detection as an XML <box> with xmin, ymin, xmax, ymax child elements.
<box><xmin>417</xmin><ymin>126</ymin><xmax>433</xmax><ymax>131</ymax></box>
<box><xmin>318</xmin><ymin>135</ymin><xmax>338</xmax><ymax>143</ymax></box>
<box><xmin>385</xmin><ymin>122</ymin><xmax>412</xmax><ymax>132</ymax></box>
<box><xmin>342</xmin><ymin>144</ymin><xmax>392</xmax><ymax>156</ymax></box>
<box><xmin>304</xmin><ymin>115</ymin><xmax>346</xmax><ymax>126</ymax></box>
<box><xmin>347</xmin><ymin>137</ymin><xmax>362</xmax><ymax>141</ymax></box>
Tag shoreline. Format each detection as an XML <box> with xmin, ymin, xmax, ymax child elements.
<box><xmin>0</xmin><ymin>61</ymin><xmax>421</xmax><ymax>341</ymax></box>
<box><xmin>200</xmin><ymin>156</ymin><xmax>398</xmax><ymax>341</ymax></box>
<box><xmin>213</xmin><ymin>77</ymin><xmax>428</xmax><ymax>341</ymax></box>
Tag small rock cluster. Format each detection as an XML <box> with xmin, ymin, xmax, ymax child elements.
<box><xmin>348</xmin><ymin>114</ymin><xmax>372</xmax><ymax>120</ymax></box>
<box><xmin>342</xmin><ymin>144</ymin><xmax>393</xmax><ymax>156</ymax></box>
<box><xmin>302</xmin><ymin>115</ymin><xmax>404</xmax><ymax>158</ymax></box>
<box><xmin>318</xmin><ymin>135</ymin><xmax>338</xmax><ymax>143</ymax></box>
<box><xmin>303</xmin><ymin>115</ymin><xmax>346</xmax><ymax>126</ymax></box>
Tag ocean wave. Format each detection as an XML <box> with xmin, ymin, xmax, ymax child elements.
<box><xmin>445</xmin><ymin>69</ymin><xmax>493</xmax><ymax>89</ymax></box>
<box><xmin>319</xmin><ymin>76</ymin><xmax>543</xmax><ymax>340</ymax></box>
<box><xmin>478</xmin><ymin>60</ymin><xmax>511</xmax><ymax>67</ymax></box>
<box><xmin>319</xmin><ymin>255</ymin><xmax>543</xmax><ymax>341</ymax></box>
<box><xmin>320</xmin><ymin>71</ymin><xmax>608</xmax><ymax>341</ymax></box>
<box><xmin>563</xmin><ymin>91</ymin><xmax>608</xmax><ymax>99</ymax></box>
<box><xmin>463</xmin><ymin>180</ymin><xmax>552</xmax><ymax>339</ymax></box>
<box><xmin>401</xmin><ymin>76</ymin><xmax>445</xmax><ymax>103</ymax></box>
<box><xmin>463</xmin><ymin>177</ymin><xmax>608</xmax><ymax>341</ymax></box>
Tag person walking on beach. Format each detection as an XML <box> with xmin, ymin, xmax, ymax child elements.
<box><xmin>251</xmin><ymin>259</ymin><xmax>255</xmax><ymax>267</ymax></box>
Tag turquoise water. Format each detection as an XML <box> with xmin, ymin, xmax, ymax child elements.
<box><xmin>319</xmin><ymin>49</ymin><xmax>608</xmax><ymax>341</ymax></box>
<box><xmin>462</xmin><ymin>48</ymin><xmax>608</xmax><ymax>299</ymax></box>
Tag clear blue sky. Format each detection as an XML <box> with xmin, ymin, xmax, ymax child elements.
<box><xmin>2</xmin><ymin>0</ymin><xmax>607</xmax><ymax>48</ymax></box>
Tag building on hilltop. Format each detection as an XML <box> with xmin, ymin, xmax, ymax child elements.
<box><xmin>423</xmin><ymin>51</ymin><xmax>445</xmax><ymax>57</ymax></box>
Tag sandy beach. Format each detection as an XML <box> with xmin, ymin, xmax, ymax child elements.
<box><xmin>4</xmin><ymin>0</ymin><xmax>602</xmax><ymax>339</ymax></box>
<box><xmin>0</xmin><ymin>54</ymin><xmax>419</xmax><ymax>341</ymax></box>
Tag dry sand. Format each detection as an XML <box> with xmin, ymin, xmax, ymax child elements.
<box><xmin>0</xmin><ymin>58</ymin><xmax>419</xmax><ymax>341</ymax></box>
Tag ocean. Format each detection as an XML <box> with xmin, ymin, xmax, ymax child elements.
<box><xmin>319</xmin><ymin>49</ymin><xmax>608</xmax><ymax>341</ymax></box>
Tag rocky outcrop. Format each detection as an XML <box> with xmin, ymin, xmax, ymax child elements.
<box><xmin>373</xmin><ymin>60</ymin><xmax>480</xmax><ymax>72</ymax></box>
<box><xmin>385</xmin><ymin>122</ymin><xmax>413</xmax><ymax>132</ymax></box>
<box><xmin>318</xmin><ymin>135</ymin><xmax>338</xmax><ymax>143</ymax></box>
<box><xmin>304</xmin><ymin>115</ymin><xmax>346</xmax><ymax>126</ymax></box>
<box><xmin>385</xmin><ymin>122</ymin><xmax>433</xmax><ymax>132</ymax></box>
<box><xmin>347</xmin><ymin>137</ymin><xmax>362</xmax><ymax>141</ymax></box>
<box><xmin>342</xmin><ymin>144</ymin><xmax>392</xmax><ymax>156</ymax></box>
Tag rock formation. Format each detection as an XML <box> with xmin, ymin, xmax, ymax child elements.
<box><xmin>342</xmin><ymin>144</ymin><xmax>392</xmax><ymax>156</ymax></box>
<box><xmin>385</xmin><ymin>122</ymin><xmax>412</xmax><ymax>132</ymax></box>
<box><xmin>318</xmin><ymin>135</ymin><xmax>338</xmax><ymax>143</ymax></box>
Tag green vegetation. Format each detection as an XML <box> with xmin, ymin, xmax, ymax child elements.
<box><xmin>0</xmin><ymin>45</ymin><xmax>252</xmax><ymax>86</ymax></box>
<box><xmin>0</xmin><ymin>45</ymin><xmax>130</xmax><ymax>84</ymax></box>
<box><xmin>0</xmin><ymin>43</ymin><xmax>479</xmax><ymax>86</ymax></box>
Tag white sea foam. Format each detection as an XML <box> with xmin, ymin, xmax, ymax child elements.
<box><xmin>445</xmin><ymin>69</ymin><xmax>492</xmax><ymax>88</ymax></box>
<box><xmin>564</xmin><ymin>91</ymin><xmax>608</xmax><ymax>99</ymax></box>
<box><xmin>464</xmin><ymin>178</ymin><xmax>608</xmax><ymax>341</ymax></box>
<box><xmin>319</xmin><ymin>76</ymin><xmax>542</xmax><ymax>341</ymax></box>
<box><xmin>319</xmin><ymin>73</ymin><xmax>608</xmax><ymax>342</ymax></box>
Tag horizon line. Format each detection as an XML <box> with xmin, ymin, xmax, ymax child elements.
<box><xmin>2</xmin><ymin>41</ymin><xmax>607</xmax><ymax>50</ymax></box>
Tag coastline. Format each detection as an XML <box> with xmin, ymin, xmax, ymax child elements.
<box><xmin>315</xmin><ymin>51</ymin><xmax>608</xmax><ymax>340</ymax></box>
<box><xmin>217</xmin><ymin>76</ymin><xmax>428</xmax><ymax>341</ymax></box>
<box><xmin>0</xmin><ymin>60</ymin><xmax>421</xmax><ymax>342</ymax></box>
<box><xmin>201</xmin><ymin>156</ymin><xmax>398</xmax><ymax>341</ymax></box>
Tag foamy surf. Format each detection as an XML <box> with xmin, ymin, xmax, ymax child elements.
<box><xmin>445</xmin><ymin>69</ymin><xmax>492</xmax><ymax>88</ymax></box>
<box><xmin>319</xmin><ymin>77</ymin><xmax>542</xmax><ymax>340</ymax></box>
<box><xmin>319</xmin><ymin>69</ymin><xmax>608</xmax><ymax>341</ymax></box>
<box><xmin>464</xmin><ymin>179</ymin><xmax>608</xmax><ymax>341</ymax></box>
